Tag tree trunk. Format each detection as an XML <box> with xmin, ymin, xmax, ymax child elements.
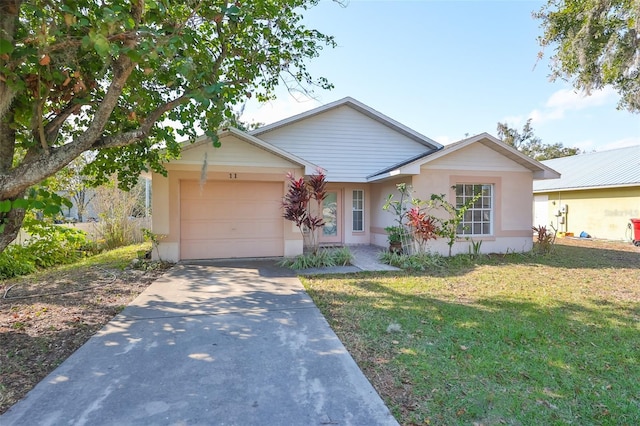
<box><xmin>0</xmin><ymin>192</ymin><xmax>26</xmax><ymax>251</ymax></box>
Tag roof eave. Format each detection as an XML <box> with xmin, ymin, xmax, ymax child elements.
<box><xmin>367</xmin><ymin>169</ymin><xmax>415</xmax><ymax>183</ymax></box>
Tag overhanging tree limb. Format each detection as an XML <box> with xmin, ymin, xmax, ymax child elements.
<box><xmin>0</xmin><ymin>0</ymin><xmax>336</xmax><ymax>252</ymax></box>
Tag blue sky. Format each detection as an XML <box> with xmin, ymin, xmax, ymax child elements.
<box><xmin>241</xmin><ymin>0</ymin><xmax>639</xmax><ymax>152</ymax></box>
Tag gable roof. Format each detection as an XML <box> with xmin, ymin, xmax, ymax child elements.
<box><xmin>533</xmin><ymin>145</ymin><xmax>640</xmax><ymax>192</ymax></box>
<box><xmin>251</xmin><ymin>97</ymin><xmax>442</xmax><ymax>151</ymax></box>
<box><xmin>367</xmin><ymin>133</ymin><xmax>561</xmax><ymax>182</ymax></box>
<box><xmin>180</xmin><ymin>127</ymin><xmax>321</xmax><ymax>175</ymax></box>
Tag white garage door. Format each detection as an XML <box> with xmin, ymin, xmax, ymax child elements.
<box><xmin>180</xmin><ymin>181</ymin><xmax>284</xmax><ymax>260</ymax></box>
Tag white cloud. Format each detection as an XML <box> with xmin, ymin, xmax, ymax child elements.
<box><xmin>545</xmin><ymin>86</ymin><xmax>617</xmax><ymax>110</ymax></box>
<box><xmin>529</xmin><ymin>107</ymin><xmax>565</xmax><ymax>124</ymax></box>
<box><xmin>529</xmin><ymin>86</ymin><xmax>618</xmax><ymax>125</ymax></box>
<box><xmin>571</xmin><ymin>139</ymin><xmax>597</xmax><ymax>152</ymax></box>
<box><xmin>562</xmin><ymin>136</ymin><xmax>640</xmax><ymax>153</ymax></box>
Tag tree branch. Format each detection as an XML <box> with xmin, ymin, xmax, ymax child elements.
<box><xmin>0</xmin><ymin>51</ymin><xmax>136</xmax><ymax>199</ymax></box>
<box><xmin>91</xmin><ymin>94</ymin><xmax>189</xmax><ymax>149</ymax></box>
<box><xmin>44</xmin><ymin>100</ymin><xmax>88</xmax><ymax>144</ymax></box>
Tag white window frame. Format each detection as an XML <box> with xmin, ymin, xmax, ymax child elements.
<box><xmin>455</xmin><ymin>184</ymin><xmax>493</xmax><ymax>236</ymax></box>
<box><xmin>352</xmin><ymin>189</ymin><xmax>364</xmax><ymax>232</ymax></box>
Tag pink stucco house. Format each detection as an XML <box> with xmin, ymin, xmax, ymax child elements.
<box><xmin>151</xmin><ymin>97</ymin><xmax>560</xmax><ymax>262</ymax></box>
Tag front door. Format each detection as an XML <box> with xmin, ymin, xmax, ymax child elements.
<box><xmin>319</xmin><ymin>190</ymin><xmax>342</xmax><ymax>244</ymax></box>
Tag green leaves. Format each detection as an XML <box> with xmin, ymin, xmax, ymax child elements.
<box><xmin>92</xmin><ymin>34</ymin><xmax>111</xmax><ymax>57</ymax></box>
<box><xmin>1</xmin><ymin>189</ymin><xmax>71</xmax><ymax>217</ymax></box>
<box><xmin>536</xmin><ymin>0</ymin><xmax>640</xmax><ymax>112</ymax></box>
<box><xmin>0</xmin><ymin>200</ymin><xmax>11</xmax><ymax>213</ymax></box>
<box><xmin>0</xmin><ymin>38</ymin><xmax>13</xmax><ymax>55</ymax></box>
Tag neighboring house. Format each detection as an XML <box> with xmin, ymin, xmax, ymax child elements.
<box><xmin>533</xmin><ymin>145</ymin><xmax>640</xmax><ymax>241</ymax></box>
<box><xmin>151</xmin><ymin>97</ymin><xmax>559</xmax><ymax>262</ymax></box>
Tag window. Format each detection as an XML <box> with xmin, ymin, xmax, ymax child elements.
<box><xmin>352</xmin><ymin>190</ymin><xmax>364</xmax><ymax>232</ymax></box>
<box><xmin>455</xmin><ymin>184</ymin><xmax>493</xmax><ymax>236</ymax></box>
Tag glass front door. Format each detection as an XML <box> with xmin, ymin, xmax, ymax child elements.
<box><xmin>320</xmin><ymin>190</ymin><xmax>341</xmax><ymax>244</ymax></box>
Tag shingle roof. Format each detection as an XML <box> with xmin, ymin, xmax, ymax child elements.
<box><xmin>533</xmin><ymin>145</ymin><xmax>640</xmax><ymax>192</ymax></box>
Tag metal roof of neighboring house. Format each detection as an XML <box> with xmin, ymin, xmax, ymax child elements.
<box><xmin>533</xmin><ymin>145</ymin><xmax>640</xmax><ymax>192</ymax></box>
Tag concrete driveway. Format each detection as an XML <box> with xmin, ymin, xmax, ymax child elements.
<box><xmin>1</xmin><ymin>260</ymin><xmax>398</xmax><ymax>425</ymax></box>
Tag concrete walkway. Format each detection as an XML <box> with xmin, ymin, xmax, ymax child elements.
<box><xmin>1</xmin><ymin>260</ymin><xmax>398</xmax><ymax>426</ymax></box>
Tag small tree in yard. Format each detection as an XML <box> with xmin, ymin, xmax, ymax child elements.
<box><xmin>427</xmin><ymin>192</ymin><xmax>482</xmax><ymax>257</ymax></box>
<box><xmin>382</xmin><ymin>183</ymin><xmax>415</xmax><ymax>253</ymax></box>
<box><xmin>282</xmin><ymin>170</ymin><xmax>327</xmax><ymax>254</ymax></box>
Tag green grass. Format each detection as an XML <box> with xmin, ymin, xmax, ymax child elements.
<box><xmin>53</xmin><ymin>242</ymin><xmax>151</xmax><ymax>271</ymax></box>
<box><xmin>302</xmin><ymin>240</ymin><xmax>640</xmax><ymax>425</ymax></box>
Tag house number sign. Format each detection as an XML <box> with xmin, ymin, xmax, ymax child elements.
<box><xmin>229</xmin><ymin>173</ymin><xmax>238</xmax><ymax>179</ymax></box>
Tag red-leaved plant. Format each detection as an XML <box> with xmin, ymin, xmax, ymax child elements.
<box><xmin>282</xmin><ymin>170</ymin><xmax>327</xmax><ymax>254</ymax></box>
<box><xmin>406</xmin><ymin>206</ymin><xmax>438</xmax><ymax>251</ymax></box>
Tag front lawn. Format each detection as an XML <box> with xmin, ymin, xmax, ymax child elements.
<box><xmin>302</xmin><ymin>239</ymin><xmax>640</xmax><ymax>425</ymax></box>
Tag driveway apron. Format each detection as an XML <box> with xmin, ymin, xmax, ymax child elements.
<box><xmin>1</xmin><ymin>260</ymin><xmax>398</xmax><ymax>426</ymax></box>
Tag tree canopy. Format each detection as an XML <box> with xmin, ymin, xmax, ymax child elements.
<box><xmin>0</xmin><ymin>0</ymin><xmax>335</xmax><ymax>251</ymax></box>
<box><xmin>535</xmin><ymin>0</ymin><xmax>640</xmax><ymax>113</ymax></box>
<box><xmin>496</xmin><ymin>119</ymin><xmax>581</xmax><ymax>161</ymax></box>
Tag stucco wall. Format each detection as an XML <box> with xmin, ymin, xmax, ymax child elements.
<box><xmin>536</xmin><ymin>186</ymin><xmax>640</xmax><ymax>241</ymax></box>
<box><xmin>152</xmin><ymin>135</ymin><xmax>305</xmax><ymax>262</ymax></box>
<box><xmin>369</xmin><ymin>177</ymin><xmax>413</xmax><ymax>247</ymax></box>
<box><xmin>409</xmin><ymin>169</ymin><xmax>533</xmax><ymax>255</ymax></box>
<box><xmin>368</xmin><ymin>142</ymin><xmax>536</xmax><ymax>255</ymax></box>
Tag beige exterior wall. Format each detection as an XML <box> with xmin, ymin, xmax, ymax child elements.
<box><xmin>368</xmin><ymin>143</ymin><xmax>536</xmax><ymax>255</ymax></box>
<box><xmin>369</xmin><ymin>177</ymin><xmax>413</xmax><ymax>247</ymax></box>
<box><xmin>411</xmin><ymin>169</ymin><xmax>534</xmax><ymax>255</ymax></box>
<box><xmin>151</xmin><ymin>136</ymin><xmax>305</xmax><ymax>262</ymax></box>
<box><xmin>536</xmin><ymin>186</ymin><xmax>640</xmax><ymax>241</ymax></box>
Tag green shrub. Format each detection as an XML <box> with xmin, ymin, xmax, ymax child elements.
<box><xmin>0</xmin><ymin>245</ymin><xmax>37</xmax><ymax>279</ymax></box>
<box><xmin>280</xmin><ymin>247</ymin><xmax>353</xmax><ymax>269</ymax></box>
<box><xmin>379</xmin><ymin>250</ymin><xmax>446</xmax><ymax>271</ymax></box>
<box><xmin>330</xmin><ymin>246</ymin><xmax>353</xmax><ymax>266</ymax></box>
<box><xmin>0</xmin><ymin>221</ymin><xmax>95</xmax><ymax>279</ymax></box>
<box><xmin>533</xmin><ymin>225</ymin><xmax>556</xmax><ymax>254</ymax></box>
<box><xmin>24</xmin><ymin>222</ymin><xmax>92</xmax><ymax>268</ymax></box>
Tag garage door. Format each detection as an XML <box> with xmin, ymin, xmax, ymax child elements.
<box><xmin>180</xmin><ymin>181</ymin><xmax>284</xmax><ymax>259</ymax></box>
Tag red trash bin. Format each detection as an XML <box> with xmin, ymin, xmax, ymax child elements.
<box><xmin>631</xmin><ymin>219</ymin><xmax>640</xmax><ymax>246</ymax></box>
